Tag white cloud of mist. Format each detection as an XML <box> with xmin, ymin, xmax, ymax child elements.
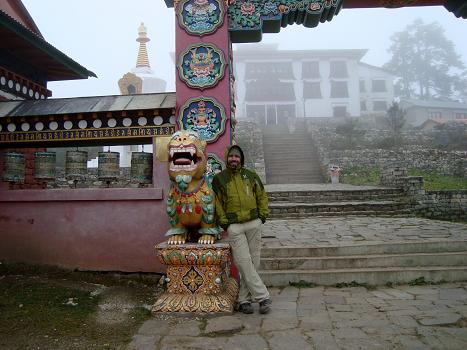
<box><xmin>21</xmin><ymin>1</ymin><xmax>467</xmax><ymax>98</ymax></box>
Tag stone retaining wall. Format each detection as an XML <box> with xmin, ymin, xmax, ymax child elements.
<box><xmin>417</xmin><ymin>190</ymin><xmax>467</xmax><ymax>221</ymax></box>
<box><xmin>320</xmin><ymin>148</ymin><xmax>467</xmax><ymax>177</ymax></box>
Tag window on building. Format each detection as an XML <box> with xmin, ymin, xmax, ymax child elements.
<box><xmin>303</xmin><ymin>81</ymin><xmax>322</xmax><ymax>99</ymax></box>
<box><xmin>455</xmin><ymin>112</ymin><xmax>467</xmax><ymax>119</ymax></box>
<box><xmin>127</xmin><ymin>84</ymin><xmax>136</xmax><ymax>95</ymax></box>
<box><xmin>302</xmin><ymin>61</ymin><xmax>320</xmax><ymax>79</ymax></box>
<box><xmin>266</xmin><ymin>105</ymin><xmax>277</xmax><ymax>125</ymax></box>
<box><xmin>371</xmin><ymin>80</ymin><xmax>386</xmax><ymax>92</ymax></box>
<box><xmin>330</xmin><ymin>81</ymin><xmax>349</xmax><ymax>98</ymax></box>
<box><xmin>428</xmin><ymin>111</ymin><xmax>442</xmax><ymax>119</ymax></box>
<box><xmin>245</xmin><ymin>81</ymin><xmax>295</xmax><ymax>101</ymax></box>
<box><xmin>277</xmin><ymin>104</ymin><xmax>295</xmax><ymax>119</ymax></box>
<box><xmin>330</xmin><ymin>61</ymin><xmax>348</xmax><ymax>78</ymax></box>
<box><xmin>359</xmin><ymin>80</ymin><xmax>366</xmax><ymax>92</ymax></box>
<box><xmin>373</xmin><ymin>101</ymin><xmax>388</xmax><ymax>111</ymax></box>
<box><xmin>333</xmin><ymin>106</ymin><xmax>347</xmax><ymax>117</ymax></box>
<box><xmin>360</xmin><ymin>100</ymin><xmax>367</xmax><ymax>111</ymax></box>
<box><xmin>245</xmin><ymin>62</ymin><xmax>293</xmax><ymax>79</ymax></box>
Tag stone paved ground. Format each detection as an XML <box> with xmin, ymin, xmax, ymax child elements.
<box><xmin>127</xmin><ymin>216</ymin><xmax>467</xmax><ymax>349</ymax></box>
<box><xmin>262</xmin><ymin>216</ymin><xmax>467</xmax><ymax>248</ymax></box>
<box><xmin>128</xmin><ymin>283</ymin><xmax>467</xmax><ymax>350</ymax></box>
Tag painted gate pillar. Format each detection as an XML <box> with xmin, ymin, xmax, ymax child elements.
<box><xmin>175</xmin><ymin>0</ymin><xmax>233</xmax><ymax>165</ymax></box>
<box><xmin>153</xmin><ymin>0</ymin><xmax>237</xmax><ymax>314</ymax></box>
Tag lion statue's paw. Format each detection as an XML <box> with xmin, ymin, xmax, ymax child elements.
<box><xmin>167</xmin><ymin>234</ymin><xmax>186</xmax><ymax>245</ymax></box>
<box><xmin>198</xmin><ymin>234</ymin><xmax>215</xmax><ymax>244</ymax></box>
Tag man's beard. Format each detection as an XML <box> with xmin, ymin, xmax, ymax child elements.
<box><xmin>227</xmin><ymin>161</ymin><xmax>241</xmax><ymax>170</ymax></box>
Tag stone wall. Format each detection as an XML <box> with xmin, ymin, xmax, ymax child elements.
<box><xmin>306</xmin><ymin>122</ymin><xmax>467</xmax><ymax>177</ymax></box>
<box><xmin>234</xmin><ymin>119</ymin><xmax>266</xmax><ymax>183</ymax></box>
<box><xmin>417</xmin><ymin>190</ymin><xmax>467</xmax><ymax>221</ymax></box>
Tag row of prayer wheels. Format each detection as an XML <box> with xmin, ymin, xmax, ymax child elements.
<box><xmin>2</xmin><ymin>151</ymin><xmax>153</xmax><ymax>184</ymax></box>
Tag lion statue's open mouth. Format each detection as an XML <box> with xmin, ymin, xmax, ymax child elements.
<box><xmin>169</xmin><ymin>144</ymin><xmax>199</xmax><ymax>171</ymax></box>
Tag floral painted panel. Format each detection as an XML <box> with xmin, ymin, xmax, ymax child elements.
<box><xmin>178</xmin><ymin>0</ymin><xmax>224</xmax><ymax>35</ymax></box>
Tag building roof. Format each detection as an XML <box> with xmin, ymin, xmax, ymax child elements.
<box><xmin>234</xmin><ymin>47</ymin><xmax>368</xmax><ymax>61</ymax></box>
<box><xmin>400</xmin><ymin>99</ymin><xmax>467</xmax><ymax>110</ymax></box>
<box><xmin>0</xmin><ymin>92</ymin><xmax>175</xmax><ymax>118</ymax></box>
<box><xmin>358</xmin><ymin>62</ymin><xmax>396</xmax><ymax>77</ymax></box>
<box><xmin>0</xmin><ymin>6</ymin><xmax>96</xmax><ymax>81</ymax></box>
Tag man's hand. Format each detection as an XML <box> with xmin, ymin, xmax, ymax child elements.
<box><xmin>167</xmin><ymin>234</ymin><xmax>186</xmax><ymax>245</ymax></box>
<box><xmin>198</xmin><ymin>234</ymin><xmax>215</xmax><ymax>244</ymax></box>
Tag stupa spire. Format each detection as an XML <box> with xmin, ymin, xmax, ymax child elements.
<box><xmin>136</xmin><ymin>22</ymin><xmax>150</xmax><ymax>68</ymax></box>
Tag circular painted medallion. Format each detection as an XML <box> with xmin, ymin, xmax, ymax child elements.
<box><xmin>178</xmin><ymin>43</ymin><xmax>226</xmax><ymax>90</ymax></box>
<box><xmin>178</xmin><ymin>96</ymin><xmax>226</xmax><ymax>143</ymax></box>
<box><xmin>178</xmin><ymin>0</ymin><xmax>224</xmax><ymax>36</ymax></box>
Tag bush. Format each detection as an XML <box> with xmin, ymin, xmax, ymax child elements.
<box><xmin>340</xmin><ymin>166</ymin><xmax>381</xmax><ymax>185</ymax></box>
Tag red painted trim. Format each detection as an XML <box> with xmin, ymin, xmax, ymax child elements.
<box><xmin>0</xmin><ymin>188</ymin><xmax>164</xmax><ymax>202</ymax></box>
<box><xmin>0</xmin><ymin>65</ymin><xmax>51</xmax><ymax>97</ymax></box>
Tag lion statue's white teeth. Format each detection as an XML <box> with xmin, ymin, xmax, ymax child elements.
<box><xmin>165</xmin><ymin>130</ymin><xmax>221</xmax><ymax>245</ymax></box>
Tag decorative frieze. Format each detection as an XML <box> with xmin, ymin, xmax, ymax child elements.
<box><xmin>228</xmin><ymin>0</ymin><xmax>343</xmax><ymax>42</ymax></box>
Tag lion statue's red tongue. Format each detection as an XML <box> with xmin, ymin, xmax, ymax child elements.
<box><xmin>174</xmin><ymin>158</ymin><xmax>192</xmax><ymax>165</ymax></box>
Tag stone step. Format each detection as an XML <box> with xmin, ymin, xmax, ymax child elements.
<box><xmin>267</xmin><ymin>178</ymin><xmax>324</xmax><ymax>185</ymax></box>
<box><xmin>268</xmin><ymin>193</ymin><xmax>405</xmax><ymax>202</ymax></box>
<box><xmin>265</xmin><ymin>169</ymin><xmax>322</xmax><ymax>175</ymax></box>
<box><xmin>269</xmin><ymin>209</ymin><xmax>413</xmax><ymax>219</ymax></box>
<box><xmin>259</xmin><ymin>266</ymin><xmax>467</xmax><ymax>286</ymax></box>
<box><xmin>260</xmin><ymin>251</ymin><xmax>467</xmax><ymax>270</ymax></box>
<box><xmin>267</xmin><ymin>189</ymin><xmax>405</xmax><ymax>201</ymax></box>
<box><xmin>265</xmin><ymin>159</ymin><xmax>321</xmax><ymax>165</ymax></box>
<box><xmin>261</xmin><ymin>241</ymin><xmax>467</xmax><ymax>258</ymax></box>
<box><xmin>269</xmin><ymin>201</ymin><xmax>410</xmax><ymax>217</ymax></box>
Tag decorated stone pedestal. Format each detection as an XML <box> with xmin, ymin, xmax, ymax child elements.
<box><xmin>153</xmin><ymin>242</ymin><xmax>238</xmax><ymax>314</ymax></box>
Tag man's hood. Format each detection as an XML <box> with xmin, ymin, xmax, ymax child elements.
<box><xmin>224</xmin><ymin>144</ymin><xmax>245</xmax><ymax>167</ymax></box>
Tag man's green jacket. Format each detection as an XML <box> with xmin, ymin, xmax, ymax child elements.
<box><xmin>212</xmin><ymin>145</ymin><xmax>269</xmax><ymax>228</ymax></box>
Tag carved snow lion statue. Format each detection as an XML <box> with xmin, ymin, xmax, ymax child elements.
<box><xmin>166</xmin><ymin>130</ymin><xmax>222</xmax><ymax>245</ymax></box>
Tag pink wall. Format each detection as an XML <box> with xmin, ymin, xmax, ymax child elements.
<box><xmin>0</xmin><ymin>187</ymin><xmax>169</xmax><ymax>272</ymax></box>
<box><xmin>0</xmin><ymin>138</ymin><xmax>172</xmax><ymax>272</ymax></box>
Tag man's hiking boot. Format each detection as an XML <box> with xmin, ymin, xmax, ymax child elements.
<box><xmin>237</xmin><ymin>302</ymin><xmax>254</xmax><ymax>314</ymax></box>
<box><xmin>259</xmin><ymin>298</ymin><xmax>272</xmax><ymax>314</ymax></box>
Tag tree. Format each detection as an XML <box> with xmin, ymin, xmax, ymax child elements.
<box><xmin>384</xmin><ymin>19</ymin><xmax>467</xmax><ymax>101</ymax></box>
<box><xmin>384</xmin><ymin>102</ymin><xmax>406</xmax><ymax>146</ymax></box>
<box><xmin>335</xmin><ymin>118</ymin><xmax>365</xmax><ymax>149</ymax></box>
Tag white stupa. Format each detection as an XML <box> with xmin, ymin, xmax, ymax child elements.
<box><xmin>113</xmin><ymin>23</ymin><xmax>166</xmax><ymax>166</ymax></box>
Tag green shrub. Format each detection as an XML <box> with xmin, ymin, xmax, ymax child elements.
<box><xmin>408</xmin><ymin>169</ymin><xmax>467</xmax><ymax>190</ymax></box>
<box><xmin>340</xmin><ymin>166</ymin><xmax>381</xmax><ymax>185</ymax></box>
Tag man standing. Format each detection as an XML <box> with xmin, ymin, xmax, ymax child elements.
<box><xmin>212</xmin><ymin>145</ymin><xmax>272</xmax><ymax>314</ymax></box>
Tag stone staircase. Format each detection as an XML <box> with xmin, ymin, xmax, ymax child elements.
<box><xmin>267</xmin><ymin>186</ymin><xmax>412</xmax><ymax>219</ymax></box>
<box><xmin>262</xmin><ymin>124</ymin><xmax>324</xmax><ymax>184</ymax></box>
<box><xmin>259</xmin><ymin>241</ymin><xmax>467</xmax><ymax>286</ymax></box>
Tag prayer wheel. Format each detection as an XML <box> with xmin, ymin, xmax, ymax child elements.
<box><xmin>130</xmin><ymin>152</ymin><xmax>153</xmax><ymax>184</ymax></box>
<box><xmin>34</xmin><ymin>151</ymin><xmax>56</xmax><ymax>180</ymax></box>
<box><xmin>65</xmin><ymin>150</ymin><xmax>88</xmax><ymax>180</ymax></box>
<box><xmin>98</xmin><ymin>151</ymin><xmax>120</xmax><ymax>181</ymax></box>
<box><xmin>3</xmin><ymin>152</ymin><xmax>25</xmax><ymax>183</ymax></box>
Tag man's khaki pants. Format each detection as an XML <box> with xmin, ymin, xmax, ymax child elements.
<box><xmin>223</xmin><ymin>218</ymin><xmax>270</xmax><ymax>304</ymax></box>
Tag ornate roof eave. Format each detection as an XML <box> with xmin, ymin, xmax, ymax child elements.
<box><xmin>162</xmin><ymin>1</ymin><xmax>464</xmax><ymax>42</ymax></box>
<box><xmin>0</xmin><ymin>10</ymin><xmax>97</xmax><ymax>81</ymax></box>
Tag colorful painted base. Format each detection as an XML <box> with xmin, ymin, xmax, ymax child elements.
<box><xmin>153</xmin><ymin>242</ymin><xmax>239</xmax><ymax>314</ymax></box>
